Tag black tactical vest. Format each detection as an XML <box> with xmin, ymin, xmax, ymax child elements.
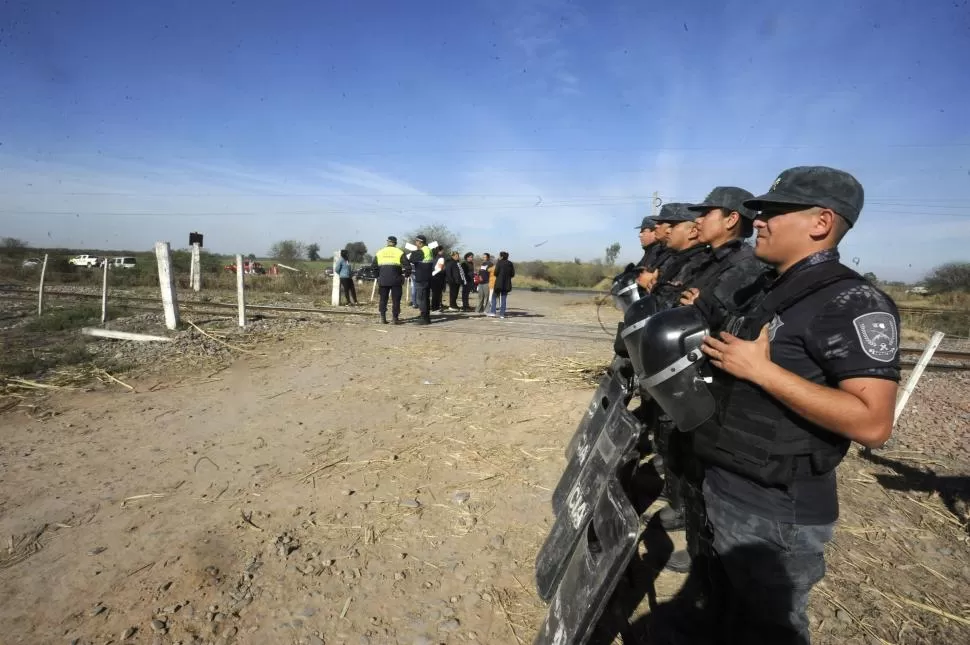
<box><xmin>692</xmin><ymin>260</ymin><xmax>862</xmax><ymax>488</ymax></box>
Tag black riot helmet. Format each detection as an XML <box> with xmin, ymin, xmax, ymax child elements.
<box><xmin>638</xmin><ymin>306</ymin><xmax>716</xmax><ymax>432</ymax></box>
<box><xmin>610</xmin><ymin>269</ymin><xmax>641</xmax><ymax>313</ymax></box>
<box><xmin>620</xmin><ymin>295</ymin><xmax>659</xmax><ymax>381</ymax></box>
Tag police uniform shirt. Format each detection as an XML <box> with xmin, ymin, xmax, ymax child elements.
<box><xmin>638</xmin><ymin>242</ymin><xmax>664</xmax><ymax>270</ymax></box>
<box><xmin>705</xmin><ymin>249</ymin><xmax>901</xmax><ymax>525</ymax></box>
<box><xmin>652</xmin><ymin>244</ymin><xmax>710</xmax><ymax>308</ymax></box>
<box><xmin>692</xmin><ymin>239</ymin><xmax>769</xmax><ymax>328</ymax></box>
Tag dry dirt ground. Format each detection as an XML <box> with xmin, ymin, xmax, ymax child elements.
<box><xmin>1</xmin><ymin>291</ymin><xmax>969</xmax><ymax>645</ymax></box>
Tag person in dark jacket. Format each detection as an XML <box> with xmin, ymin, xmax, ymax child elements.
<box><xmin>459</xmin><ymin>252</ymin><xmax>475</xmax><ymax>311</ymax></box>
<box><xmin>487</xmin><ymin>251</ymin><xmax>515</xmax><ymax>318</ymax></box>
<box><xmin>636</xmin><ymin>216</ymin><xmax>666</xmax><ymax>270</ymax></box>
<box><xmin>476</xmin><ymin>253</ymin><xmax>493</xmax><ymax>313</ymax></box>
<box><xmin>431</xmin><ymin>247</ymin><xmax>447</xmax><ymax>312</ymax></box>
<box><xmin>646</xmin><ymin>203</ymin><xmax>709</xmax><ymax>306</ymax></box>
<box><xmin>372</xmin><ymin>236</ymin><xmax>411</xmax><ymax>324</ymax></box>
<box><xmin>407</xmin><ymin>235</ymin><xmax>434</xmax><ymax>324</ymax></box>
<box><xmin>445</xmin><ymin>251</ymin><xmax>467</xmax><ymax>311</ymax></box>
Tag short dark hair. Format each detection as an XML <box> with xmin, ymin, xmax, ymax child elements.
<box><xmin>340</xmin><ymin>249</ymin><xmax>349</xmax><ymax>260</ymax></box>
<box><xmin>483</xmin><ymin>252</ymin><xmax>491</xmax><ymax>259</ymax></box>
<box><xmin>499</xmin><ymin>251</ymin><xmax>509</xmax><ymax>260</ymax></box>
<box><xmin>833</xmin><ymin>213</ymin><xmax>851</xmax><ymax>243</ymax></box>
<box><xmin>463</xmin><ymin>252</ymin><xmax>473</xmax><ymax>260</ymax></box>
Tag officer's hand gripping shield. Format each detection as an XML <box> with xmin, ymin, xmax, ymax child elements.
<box><xmin>619</xmin><ymin>295</ymin><xmax>659</xmax><ymax>380</ymax></box>
<box><xmin>638</xmin><ymin>306</ymin><xmax>716</xmax><ymax>432</ymax></box>
<box><xmin>610</xmin><ymin>270</ymin><xmax>641</xmax><ymax>313</ymax></box>
<box><xmin>536</xmin><ymin>402</ymin><xmax>642</xmax><ymax>601</ymax></box>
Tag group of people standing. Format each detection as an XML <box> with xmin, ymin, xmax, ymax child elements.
<box><xmin>602</xmin><ymin>167</ymin><xmax>901</xmax><ymax>643</ymax></box>
<box><xmin>370</xmin><ymin>235</ymin><xmax>515</xmax><ymax>324</ymax></box>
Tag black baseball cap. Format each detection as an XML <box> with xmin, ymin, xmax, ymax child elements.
<box><xmin>416</xmin><ymin>234</ymin><xmax>428</xmax><ymax>243</ymax></box>
<box><xmin>387</xmin><ymin>235</ymin><xmax>397</xmax><ymax>244</ymax></box>
<box><xmin>635</xmin><ymin>216</ymin><xmax>657</xmax><ymax>230</ymax></box>
<box><xmin>688</xmin><ymin>187</ymin><xmax>757</xmax><ymax>220</ymax></box>
<box><xmin>744</xmin><ymin>166</ymin><xmax>864</xmax><ymax>226</ymax></box>
<box><xmin>653</xmin><ymin>202</ymin><xmax>697</xmax><ymax>223</ymax></box>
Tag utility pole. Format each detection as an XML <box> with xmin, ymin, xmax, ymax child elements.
<box><xmin>651</xmin><ymin>191</ymin><xmax>661</xmax><ymax>217</ymax></box>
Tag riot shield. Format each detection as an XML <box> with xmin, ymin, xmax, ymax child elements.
<box><xmin>562</xmin><ymin>356</ymin><xmax>632</xmax><ymax>462</ymax></box>
<box><xmin>536</xmin><ymin>402</ymin><xmax>643</xmax><ymax>601</ymax></box>
<box><xmin>533</xmin><ymin>473</ymin><xmax>642</xmax><ymax>645</ymax></box>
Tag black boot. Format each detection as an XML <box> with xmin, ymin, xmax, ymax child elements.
<box><xmin>380</xmin><ymin>314</ymin><xmax>388</xmax><ymax>324</ymax></box>
<box><xmin>664</xmin><ymin>548</ymin><xmax>692</xmax><ymax>573</ymax></box>
<box><xmin>658</xmin><ymin>504</ymin><xmax>686</xmax><ymax>531</ymax></box>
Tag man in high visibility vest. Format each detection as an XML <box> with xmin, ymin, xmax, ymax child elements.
<box><xmin>373</xmin><ymin>235</ymin><xmax>410</xmax><ymax>324</ymax></box>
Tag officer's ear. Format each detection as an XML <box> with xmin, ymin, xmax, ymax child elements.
<box><xmin>810</xmin><ymin>207</ymin><xmax>839</xmax><ymax>241</ymax></box>
<box><xmin>724</xmin><ymin>210</ymin><xmax>741</xmax><ymax>231</ymax></box>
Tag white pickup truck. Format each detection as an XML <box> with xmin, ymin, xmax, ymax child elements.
<box><xmin>69</xmin><ymin>254</ymin><xmax>99</xmax><ymax>268</ymax></box>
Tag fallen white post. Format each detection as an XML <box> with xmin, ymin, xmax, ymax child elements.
<box><xmin>894</xmin><ymin>331</ymin><xmax>945</xmax><ymax>426</ymax></box>
<box><xmin>101</xmin><ymin>257</ymin><xmax>109</xmax><ymax>323</ymax></box>
<box><xmin>82</xmin><ymin>328</ymin><xmax>173</xmax><ymax>342</ymax></box>
<box><xmin>331</xmin><ymin>250</ymin><xmax>340</xmax><ymax>307</ymax></box>
<box><xmin>276</xmin><ymin>263</ymin><xmax>300</xmax><ymax>273</ymax></box>
<box><xmin>155</xmin><ymin>241</ymin><xmax>180</xmax><ymax>330</ymax></box>
<box><xmin>37</xmin><ymin>253</ymin><xmax>49</xmax><ymax>316</ymax></box>
<box><xmin>236</xmin><ymin>253</ymin><xmax>246</xmax><ymax>327</ymax></box>
<box><xmin>370</xmin><ymin>277</ymin><xmax>378</xmax><ymax>303</ymax></box>
<box><xmin>191</xmin><ymin>243</ymin><xmax>202</xmax><ymax>292</ymax></box>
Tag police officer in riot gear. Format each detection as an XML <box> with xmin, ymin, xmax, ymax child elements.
<box><xmin>695</xmin><ymin>167</ymin><xmax>900</xmax><ymax>643</ymax></box>
<box><xmin>636</xmin><ymin>216</ymin><xmax>665</xmax><ymax>270</ymax></box>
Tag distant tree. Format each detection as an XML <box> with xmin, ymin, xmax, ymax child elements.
<box><xmin>605</xmin><ymin>242</ymin><xmax>621</xmax><ymax>265</ymax></box>
<box><xmin>344</xmin><ymin>241</ymin><xmax>369</xmax><ymax>262</ymax></box>
<box><xmin>862</xmin><ymin>271</ymin><xmax>878</xmax><ymax>284</ymax></box>
<box><xmin>306</xmin><ymin>243</ymin><xmax>321</xmax><ymax>261</ymax></box>
<box><xmin>247</xmin><ymin>253</ymin><xmax>257</xmax><ymax>261</ymax></box>
<box><xmin>1</xmin><ymin>237</ymin><xmax>28</xmax><ymax>249</ymax></box>
<box><xmin>268</xmin><ymin>240</ymin><xmax>306</xmax><ymax>261</ymax></box>
<box><xmin>574</xmin><ymin>257</ymin><xmax>582</xmax><ymax>265</ymax></box>
<box><xmin>404</xmin><ymin>223</ymin><xmax>461</xmax><ymax>253</ymax></box>
<box><xmin>924</xmin><ymin>262</ymin><xmax>970</xmax><ymax>292</ymax></box>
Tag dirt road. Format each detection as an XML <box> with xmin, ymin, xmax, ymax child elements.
<box><xmin>1</xmin><ymin>292</ymin><xmax>968</xmax><ymax>645</ymax></box>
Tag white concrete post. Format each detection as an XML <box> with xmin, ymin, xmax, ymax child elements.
<box><xmin>370</xmin><ymin>277</ymin><xmax>378</xmax><ymax>303</ymax></box>
<box><xmin>236</xmin><ymin>254</ymin><xmax>246</xmax><ymax>327</ymax></box>
<box><xmin>154</xmin><ymin>241</ymin><xmax>180</xmax><ymax>330</ymax></box>
<box><xmin>37</xmin><ymin>253</ymin><xmax>49</xmax><ymax>316</ymax></box>
<box><xmin>331</xmin><ymin>250</ymin><xmax>341</xmax><ymax>307</ymax></box>
<box><xmin>894</xmin><ymin>331</ymin><xmax>945</xmax><ymax>426</ymax></box>
<box><xmin>191</xmin><ymin>243</ymin><xmax>202</xmax><ymax>292</ymax></box>
<box><xmin>101</xmin><ymin>257</ymin><xmax>109</xmax><ymax>324</ymax></box>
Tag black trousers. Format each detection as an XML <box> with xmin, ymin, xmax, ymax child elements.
<box><xmin>431</xmin><ymin>279</ymin><xmax>445</xmax><ymax>311</ymax></box>
<box><xmin>378</xmin><ymin>284</ymin><xmax>402</xmax><ymax>319</ymax></box>
<box><xmin>461</xmin><ymin>284</ymin><xmax>472</xmax><ymax>309</ymax></box>
<box><xmin>339</xmin><ymin>277</ymin><xmax>358</xmax><ymax>304</ymax></box>
<box><xmin>448</xmin><ymin>282</ymin><xmax>461</xmax><ymax>308</ymax></box>
<box><xmin>414</xmin><ymin>282</ymin><xmax>431</xmax><ymax>320</ymax></box>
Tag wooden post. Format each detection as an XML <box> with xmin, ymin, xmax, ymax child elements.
<box><xmin>236</xmin><ymin>253</ymin><xmax>246</xmax><ymax>327</ymax></box>
<box><xmin>101</xmin><ymin>257</ymin><xmax>109</xmax><ymax>324</ymax></box>
<box><xmin>894</xmin><ymin>331</ymin><xmax>945</xmax><ymax>426</ymax></box>
<box><xmin>331</xmin><ymin>250</ymin><xmax>341</xmax><ymax>307</ymax></box>
<box><xmin>191</xmin><ymin>243</ymin><xmax>202</xmax><ymax>292</ymax></box>
<box><xmin>154</xmin><ymin>241</ymin><xmax>180</xmax><ymax>330</ymax></box>
<box><xmin>370</xmin><ymin>278</ymin><xmax>378</xmax><ymax>303</ymax></box>
<box><xmin>37</xmin><ymin>253</ymin><xmax>49</xmax><ymax>316</ymax></box>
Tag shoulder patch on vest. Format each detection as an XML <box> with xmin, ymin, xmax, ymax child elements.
<box><xmin>852</xmin><ymin>312</ymin><xmax>898</xmax><ymax>363</ymax></box>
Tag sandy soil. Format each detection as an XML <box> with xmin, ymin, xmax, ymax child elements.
<box><xmin>1</xmin><ymin>291</ymin><xmax>968</xmax><ymax>645</ymax></box>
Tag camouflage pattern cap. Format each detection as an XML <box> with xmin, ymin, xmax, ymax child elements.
<box><xmin>688</xmin><ymin>186</ymin><xmax>757</xmax><ymax>220</ymax></box>
<box><xmin>652</xmin><ymin>202</ymin><xmax>698</xmax><ymax>223</ymax></box>
<box><xmin>744</xmin><ymin>166</ymin><xmax>864</xmax><ymax>226</ymax></box>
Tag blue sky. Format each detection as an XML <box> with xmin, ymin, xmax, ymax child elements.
<box><xmin>1</xmin><ymin>0</ymin><xmax>968</xmax><ymax>281</ymax></box>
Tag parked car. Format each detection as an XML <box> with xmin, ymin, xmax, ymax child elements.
<box><xmin>109</xmin><ymin>256</ymin><xmax>137</xmax><ymax>269</ymax></box>
<box><xmin>352</xmin><ymin>265</ymin><xmax>379</xmax><ymax>281</ymax></box>
<box><xmin>69</xmin><ymin>254</ymin><xmax>99</xmax><ymax>268</ymax></box>
<box><xmin>21</xmin><ymin>257</ymin><xmax>42</xmax><ymax>268</ymax></box>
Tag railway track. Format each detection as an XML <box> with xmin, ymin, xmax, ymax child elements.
<box><xmin>3</xmin><ymin>286</ymin><xmax>969</xmax><ymax>370</ymax></box>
